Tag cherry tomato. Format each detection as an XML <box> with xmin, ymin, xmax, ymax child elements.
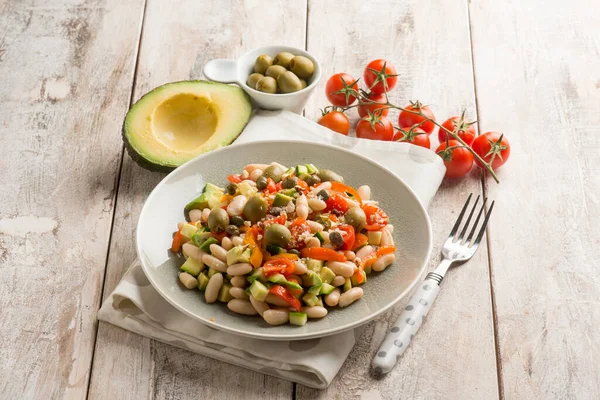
<box><xmin>289</xmin><ymin>218</ymin><xmax>310</xmax><ymax>249</ymax></box>
<box><xmin>363</xmin><ymin>59</ymin><xmax>398</xmax><ymax>94</ymax></box>
<box><xmin>325</xmin><ymin>193</ymin><xmax>350</xmax><ymax>215</ymax></box>
<box><xmin>435</xmin><ymin>140</ymin><xmax>474</xmax><ymax>179</ymax></box>
<box><xmin>398</xmin><ymin>101</ymin><xmax>436</xmax><ymax>134</ymax></box>
<box><xmin>362</xmin><ymin>204</ymin><xmax>388</xmax><ymax>231</ymax></box>
<box><xmin>471</xmin><ymin>132</ymin><xmax>510</xmax><ymax>170</ymax></box>
<box><xmin>227</xmin><ymin>174</ymin><xmax>242</xmax><ymax>183</ymax></box>
<box><xmin>337</xmin><ymin>224</ymin><xmax>355</xmax><ymax>251</ymax></box>
<box><xmin>263</xmin><ymin>258</ymin><xmax>296</xmax><ymax>277</ymax></box>
<box><xmin>318</xmin><ymin>110</ymin><xmax>350</xmax><ymax>135</ymax></box>
<box><xmin>393</xmin><ymin>127</ymin><xmax>430</xmax><ymax>149</ymax></box>
<box><xmin>325</xmin><ymin>73</ymin><xmax>358</xmax><ymax>106</ymax></box>
<box><xmin>357</xmin><ymin>93</ymin><xmax>389</xmax><ymax>118</ymax></box>
<box><xmin>438</xmin><ymin>116</ymin><xmax>476</xmax><ymax>145</ymax></box>
<box><xmin>356</xmin><ymin>116</ymin><xmax>394</xmax><ymax>141</ymax></box>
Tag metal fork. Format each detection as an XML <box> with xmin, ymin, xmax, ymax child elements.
<box><xmin>372</xmin><ymin>194</ymin><xmax>494</xmax><ymax>374</ymax></box>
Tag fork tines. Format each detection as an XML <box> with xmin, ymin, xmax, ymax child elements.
<box><xmin>449</xmin><ymin>194</ymin><xmax>495</xmax><ymax>248</ymax></box>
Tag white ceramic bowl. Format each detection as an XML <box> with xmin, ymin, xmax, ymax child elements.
<box><xmin>203</xmin><ymin>45</ymin><xmax>322</xmax><ymax>114</ymax></box>
<box><xmin>137</xmin><ymin>140</ymin><xmax>432</xmax><ymax>340</ymax></box>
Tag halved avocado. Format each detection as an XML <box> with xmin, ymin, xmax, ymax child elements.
<box><xmin>123</xmin><ymin>80</ymin><xmax>252</xmax><ymax>170</ymax></box>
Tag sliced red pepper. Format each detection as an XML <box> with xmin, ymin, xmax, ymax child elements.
<box><xmin>325</xmin><ymin>193</ymin><xmax>350</xmax><ymax>214</ymax></box>
<box><xmin>376</xmin><ymin>245</ymin><xmax>396</xmax><ymax>256</ymax></box>
<box><xmin>352</xmin><ymin>268</ymin><xmax>366</xmax><ymax>284</ymax></box>
<box><xmin>296</xmin><ymin>179</ymin><xmax>309</xmax><ymax>193</ymax></box>
<box><xmin>337</xmin><ymin>224</ymin><xmax>355</xmax><ymax>251</ymax></box>
<box><xmin>301</xmin><ymin>247</ymin><xmax>347</xmax><ymax>262</ymax></box>
<box><xmin>362</xmin><ymin>204</ymin><xmax>389</xmax><ymax>231</ymax></box>
<box><xmin>269</xmin><ymin>285</ymin><xmax>301</xmax><ymax>311</ymax></box>
<box><xmin>352</xmin><ymin>233</ymin><xmax>369</xmax><ymax>251</ymax></box>
<box><xmin>212</xmin><ymin>231</ymin><xmax>227</xmax><ymax>242</ymax></box>
<box><xmin>264</xmin><ymin>214</ymin><xmax>286</xmax><ymax>226</ymax></box>
<box><xmin>330</xmin><ymin>182</ymin><xmax>362</xmax><ymax>204</ymax></box>
<box><xmin>358</xmin><ymin>252</ymin><xmax>378</xmax><ymax>271</ymax></box>
<box><xmin>263</xmin><ymin>257</ymin><xmax>296</xmax><ymax>277</ymax></box>
<box><xmin>227</xmin><ymin>174</ymin><xmax>242</xmax><ymax>184</ymax></box>
<box><xmin>275</xmin><ymin>182</ymin><xmax>283</xmax><ymax>191</ymax></box>
<box><xmin>171</xmin><ymin>229</ymin><xmax>183</xmax><ymax>252</ymax></box>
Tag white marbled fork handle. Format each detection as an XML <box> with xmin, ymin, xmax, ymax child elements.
<box><xmin>372</xmin><ymin>274</ymin><xmax>441</xmax><ymax>374</ymax></box>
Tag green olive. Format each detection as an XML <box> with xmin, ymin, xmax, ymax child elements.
<box><xmin>256</xmin><ymin>76</ymin><xmax>277</xmax><ymax>94</ymax></box>
<box><xmin>300</xmin><ymin>79</ymin><xmax>308</xmax><ymax>89</ymax></box>
<box><xmin>305</xmin><ymin>174</ymin><xmax>321</xmax><ymax>186</ymax></box>
<box><xmin>282</xmin><ymin>176</ymin><xmax>298</xmax><ymax>189</ymax></box>
<box><xmin>273</xmin><ymin>52</ymin><xmax>295</xmax><ymax>69</ymax></box>
<box><xmin>243</xmin><ymin>195</ymin><xmax>268</xmax><ymax>223</ymax></box>
<box><xmin>230</xmin><ymin>215</ymin><xmax>245</xmax><ymax>227</ymax></box>
<box><xmin>247</xmin><ymin>73</ymin><xmax>264</xmax><ymax>89</ymax></box>
<box><xmin>277</xmin><ymin>71</ymin><xmax>303</xmax><ymax>94</ymax></box>
<box><xmin>261</xmin><ymin>164</ymin><xmax>286</xmax><ymax>183</ymax></box>
<box><xmin>344</xmin><ymin>206</ymin><xmax>366</xmax><ymax>231</ymax></box>
<box><xmin>265</xmin><ymin>65</ymin><xmax>287</xmax><ymax>80</ymax></box>
<box><xmin>289</xmin><ymin>56</ymin><xmax>315</xmax><ymax>79</ymax></box>
<box><xmin>208</xmin><ymin>208</ymin><xmax>230</xmax><ymax>233</ymax></box>
<box><xmin>264</xmin><ymin>224</ymin><xmax>292</xmax><ymax>248</ymax></box>
<box><xmin>256</xmin><ymin>175</ymin><xmax>268</xmax><ymax>190</ymax></box>
<box><xmin>317</xmin><ymin>169</ymin><xmax>344</xmax><ymax>183</ymax></box>
<box><xmin>254</xmin><ymin>54</ymin><xmax>273</xmax><ymax>74</ymax></box>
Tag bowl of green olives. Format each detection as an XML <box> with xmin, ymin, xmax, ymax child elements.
<box><xmin>203</xmin><ymin>45</ymin><xmax>321</xmax><ymax>114</ymax></box>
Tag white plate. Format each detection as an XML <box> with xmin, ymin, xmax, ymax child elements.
<box><xmin>137</xmin><ymin>140</ymin><xmax>432</xmax><ymax>340</ymax></box>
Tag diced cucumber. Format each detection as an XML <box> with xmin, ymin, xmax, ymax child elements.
<box><xmin>218</xmin><ymin>283</ymin><xmax>233</xmax><ymax>302</ymax></box>
<box><xmin>298</xmin><ymin>173</ymin><xmax>311</xmax><ymax>181</ymax></box>
<box><xmin>319</xmin><ymin>282</ymin><xmax>335</xmax><ymax>295</ymax></box>
<box><xmin>351</xmin><ymin>269</ymin><xmax>367</xmax><ymax>286</ymax></box>
<box><xmin>272</xmin><ymin>193</ymin><xmax>292</xmax><ymax>207</ymax></box>
<box><xmin>207</xmin><ymin>268</ymin><xmax>220</xmax><ymax>278</ymax></box>
<box><xmin>249</xmin><ymin>280</ymin><xmax>269</xmax><ymax>302</ymax></box>
<box><xmin>180</xmin><ymin>223</ymin><xmax>198</xmax><ymax>240</ymax></box>
<box><xmin>266</xmin><ymin>244</ymin><xmax>285</xmax><ymax>255</ymax></box>
<box><xmin>305</xmin><ymin>164</ymin><xmax>318</xmax><ymax>174</ymax></box>
<box><xmin>280</xmin><ymin>188</ymin><xmax>297</xmax><ymax>197</ymax></box>
<box><xmin>180</xmin><ymin>257</ymin><xmax>204</xmax><ymax>277</ymax></box>
<box><xmin>197</xmin><ymin>272</ymin><xmax>209</xmax><ymax>291</ymax></box>
<box><xmin>314</xmin><ymin>296</ymin><xmax>324</xmax><ymax>307</ymax></box>
<box><xmin>319</xmin><ymin>267</ymin><xmax>336</xmax><ymax>284</ymax></box>
<box><xmin>368</xmin><ymin>231</ymin><xmax>383</xmax><ymax>246</ymax></box>
<box><xmin>308</xmin><ymin>285</ymin><xmax>321</xmax><ymax>295</ymax></box>
<box><xmin>302</xmin><ymin>293</ymin><xmax>320</xmax><ymax>307</ymax></box>
<box><xmin>192</xmin><ymin>231</ymin><xmax>212</xmax><ymax>247</ymax></box>
<box><xmin>290</xmin><ymin>312</ymin><xmax>308</xmax><ymax>326</ymax></box>
<box><xmin>295</xmin><ymin>165</ymin><xmax>308</xmax><ymax>176</ymax></box>
<box><xmin>227</xmin><ymin>245</ymin><xmax>252</xmax><ymax>265</ymax></box>
<box><xmin>306</xmin><ymin>259</ymin><xmax>323</xmax><ymax>273</ymax></box>
<box><xmin>247</xmin><ymin>267</ymin><xmax>267</xmax><ymax>283</ymax></box>
<box><xmin>199</xmin><ymin>237</ymin><xmax>219</xmax><ymax>253</ymax></box>
<box><xmin>302</xmin><ymin>271</ymin><xmax>322</xmax><ymax>287</ymax></box>
<box><xmin>268</xmin><ymin>273</ymin><xmax>302</xmax><ymax>290</ymax></box>
<box><xmin>313</xmin><ymin>231</ymin><xmax>325</xmax><ymax>244</ymax></box>
<box><xmin>343</xmin><ymin>277</ymin><xmax>352</xmax><ymax>292</ymax></box>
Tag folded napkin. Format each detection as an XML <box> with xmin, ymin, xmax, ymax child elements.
<box><xmin>98</xmin><ymin>110</ymin><xmax>445</xmax><ymax>389</ymax></box>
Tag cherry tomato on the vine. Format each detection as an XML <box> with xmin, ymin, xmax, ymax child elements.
<box><xmin>363</xmin><ymin>59</ymin><xmax>398</xmax><ymax>94</ymax></box>
<box><xmin>325</xmin><ymin>73</ymin><xmax>359</xmax><ymax>106</ymax></box>
<box><xmin>357</xmin><ymin>93</ymin><xmax>389</xmax><ymax>118</ymax></box>
<box><xmin>398</xmin><ymin>101</ymin><xmax>436</xmax><ymax>134</ymax></box>
<box><xmin>393</xmin><ymin>127</ymin><xmax>430</xmax><ymax>149</ymax></box>
<box><xmin>436</xmin><ymin>140</ymin><xmax>474</xmax><ymax>179</ymax></box>
<box><xmin>318</xmin><ymin>110</ymin><xmax>350</xmax><ymax>135</ymax></box>
<box><xmin>356</xmin><ymin>115</ymin><xmax>394</xmax><ymax>141</ymax></box>
<box><xmin>471</xmin><ymin>132</ymin><xmax>510</xmax><ymax>170</ymax></box>
<box><xmin>438</xmin><ymin>115</ymin><xmax>477</xmax><ymax>145</ymax></box>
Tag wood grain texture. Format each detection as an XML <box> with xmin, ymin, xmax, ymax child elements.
<box><xmin>469</xmin><ymin>0</ymin><xmax>600</xmax><ymax>398</ymax></box>
<box><xmin>298</xmin><ymin>0</ymin><xmax>499</xmax><ymax>399</ymax></box>
<box><xmin>87</xmin><ymin>1</ymin><xmax>307</xmax><ymax>399</ymax></box>
<box><xmin>0</xmin><ymin>0</ymin><xmax>144</xmax><ymax>398</ymax></box>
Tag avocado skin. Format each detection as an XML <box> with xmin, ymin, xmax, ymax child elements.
<box><xmin>121</xmin><ymin>80</ymin><xmax>253</xmax><ymax>172</ymax></box>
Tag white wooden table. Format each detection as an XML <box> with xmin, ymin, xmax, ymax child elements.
<box><xmin>1</xmin><ymin>0</ymin><xmax>599</xmax><ymax>398</ymax></box>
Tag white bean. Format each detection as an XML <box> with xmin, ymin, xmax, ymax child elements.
<box><xmin>177</xmin><ymin>221</ymin><xmax>185</xmax><ymax>230</ymax></box>
<box><xmin>325</xmin><ymin>288</ymin><xmax>341</xmax><ymax>306</ymax></box>
<box><xmin>311</xmin><ymin>182</ymin><xmax>331</xmax><ymax>195</ymax></box>
<box><xmin>229</xmin><ymin>286</ymin><xmax>249</xmax><ymax>300</ymax></box>
<box><xmin>227</xmin><ymin>262</ymin><xmax>253</xmax><ymax>276</ymax></box>
<box><xmin>244</xmin><ymin>163</ymin><xmax>268</xmax><ymax>174</ymax></box>
<box><xmin>343</xmin><ymin>197</ymin><xmax>361</xmax><ymax>208</ymax></box>
<box><xmin>240</xmin><ymin>169</ymin><xmax>249</xmax><ymax>179</ymax></box>
<box><xmin>227</xmin><ymin>195</ymin><xmax>247</xmax><ymax>217</ymax></box>
<box><xmin>357</xmin><ymin>185</ymin><xmax>371</xmax><ymax>201</ymax></box>
<box><xmin>373</xmin><ymin>254</ymin><xmax>396</xmax><ymax>272</ymax></box>
<box><xmin>227</xmin><ymin>299</ymin><xmax>257</xmax><ymax>315</ymax></box>
<box><xmin>301</xmin><ymin>306</ymin><xmax>328</xmax><ymax>318</ymax></box>
<box><xmin>294</xmin><ymin>260</ymin><xmax>308</xmax><ymax>275</ymax></box>
<box><xmin>179</xmin><ymin>272</ymin><xmax>198</xmax><ymax>289</ymax></box>
<box><xmin>230</xmin><ymin>275</ymin><xmax>247</xmax><ymax>288</ymax></box>
<box><xmin>202</xmin><ymin>253</ymin><xmax>227</xmax><ymax>272</ymax></box>
<box><xmin>189</xmin><ymin>209</ymin><xmax>203</xmax><ymax>223</ymax></box>
<box><xmin>231</xmin><ymin>236</ymin><xmax>244</xmax><ymax>246</ymax></box>
<box><xmin>204</xmin><ymin>273</ymin><xmax>223</xmax><ymax>303</ymax></box>
<box><xmin>384</xmin><ymin>224</ymin><xmax>394</xmax><ymax>234</ymax></box>
<box><xmin>307</xmin><ymin>197</ymin><xmax>327</xmax><ymax>211</ymax></box>
<box><xmin>331</xmin><ymin>276</ymin><xmax>346</xmax><ymax>287</ymax></box>
<box><xmin>320</xmin><ymin>231</ymin><xmax>330</xmax><ymax>243</ymax></box>
<box><xmin>263</xmin><ymin>309</ymin><xmax>289</xmax><ymax>325</ymax></box>
<box><xmin>355</xmin><ymin>245</ymin><xmax>374</xmax><ymax>260</ymax></box>
<box><xmin>201</xmin><ymin>208</ymin><xmax>211</xmax><ymax>222</ymax></box>
<box><xmin>305</xmin><ymin>237</ymin><xmax>320</xmax><ymax>248</ymax></box>
<box><xmin>381</xmin><ymin>229</ymin><xmax>394</xmax><ymax>246</ymax></box>
<box><xmin>285</xmin><ymin>201</ymin><xmax>296</xmax><ymax>214</ymax></box>
<box><xmin>249</xmin><ymin>168</ymin><xmax>263</xmax><ymax>182</ymax></box>
<box><xmin>221</xmin><ymin>236</ymin><xmax>233</xmax><ymax>251</ymax></box>
<box><xmin>209</xmin><ymin>244</ymin><xmax>227</xmax><ymax>262</ymax></box>
<box><xmin>296</xmin><ymin>194</ymin><xmax>308</xmax><ymax>219</ymax></box>
<box><xmin>249</xmin><ymin>295</ymin><xmax>270</xmax><ymax>316</ymax></box>
<box><xmin>326</xmin><ymin>261</ymin><xmax>355</xmax><ymax>278</ymax></box>
<box><xmin>265</xmin><ymin>293</ymin><xmax>290</xmax><ymax>307</ymax></box>
<box><xmin>182</xmin><ymin>243</ymin><xmax>206</xmax><ymax>261</ymax></box>
<box><xmin>339</xmin><ymin>287</ymin><xmax>363</xmax><ymax>308</ymax></box>
<box><xmin>307</xmin><ymin>220</ymin><xmax>324</xmax><ymax>233</ymax></box>
<box><xmin>344</xmin><ymin>250</ymin><xmax>356</xmax><ymax>261</ymax></box>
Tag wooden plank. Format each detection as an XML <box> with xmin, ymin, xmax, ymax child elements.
<box><xmin>298</xmin><ymin>0</ymin><xmax>499</xmax><ymax>399</ymax></box>
<box><xmin>0</xmin><ymin>0</ymin><xmax>144</xmax><ymax>398</ymax></box>
<box><xmin>469</xmin><ymin>0</ymin><xmax>600</xmax><ymax>398</ymax></box>
<box><xmin>88</xmin><ymin>1</ymin><xmax>307</xmax><ymax>399</ymax></box>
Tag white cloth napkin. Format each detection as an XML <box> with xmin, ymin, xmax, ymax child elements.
<box><xmin>98</xmin><ymin>110</ymin><xmax>445</xmax><ymax>389</ymax></box>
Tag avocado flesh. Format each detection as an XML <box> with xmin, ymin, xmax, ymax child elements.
<box><xmin>123</xmin><ymin>80</ymin><xmax>252</xmax><ymax>169</ymax></box>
